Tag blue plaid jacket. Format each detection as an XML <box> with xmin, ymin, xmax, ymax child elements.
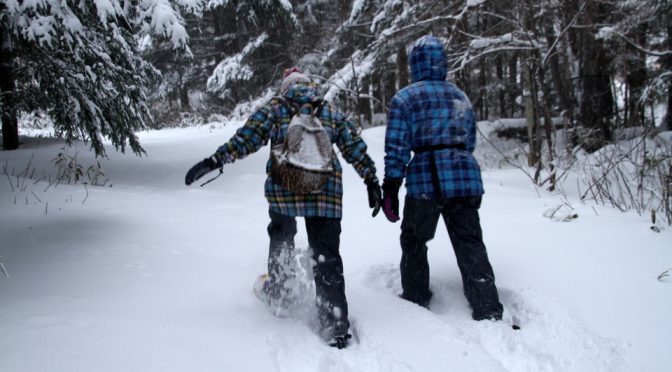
<box><xmin>215</xmin><ymin>82</ymin><xmax>378</xmax><ymax>219</ymax></box>
<box><xmin>384</xmin><ymin>35</ymin><xmax>484</xmax><ymax>199</ymax></box>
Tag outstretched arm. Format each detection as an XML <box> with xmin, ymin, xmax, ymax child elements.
<box><xmin>185</xmin><ymin>101</ymin><xmax>278</xmax><ymax>186</ymax></box>
<box><xmin>214</xmin><ymin>102</ymin><xmax>277</xmax><ymax>163</ymax></box>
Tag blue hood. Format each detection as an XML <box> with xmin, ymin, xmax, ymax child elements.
<box><xmin>409</xmin><ymin>35</ymin><xmax>448</xmax><ymax>82</ymax></box>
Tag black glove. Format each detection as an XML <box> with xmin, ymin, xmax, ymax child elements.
<box><xmin>185</xmin><ymin>155</ymin><xmax>221</xmax><ymax>186</ymax></box>
<box><xmin>382</xmin><ymin>178</ymin><xmax>402</xmax><ymax>222</ymax></box>
<box><xmin>365</xmin><ymin>178</ymin><xmax>382</xmax><ymax>217</ymax></box>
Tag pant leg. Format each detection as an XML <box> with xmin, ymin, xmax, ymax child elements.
<box><xmin>399</xmin><ymin>197</ymin><xmax>442</xmax><ymax>307</ymax></box>
<box><xmin>266</xmin><ymin>209</ymin><xmax>298</xmax><ymax>309</ymax></box>
<box><xmin>441</xmin><ymin>196</ymin><xmax>503</xmax><ymax>320</ymax></box>
<box><xmin>305</xmin><ymin>216</ymin><xmax>349</xmax><ymax>338</ymax></box>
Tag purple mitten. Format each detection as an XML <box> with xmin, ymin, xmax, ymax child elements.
<box><xmin>382</xmin><ymin>178</ymin><xmax>402</xmax><ymax>222</ymax></box>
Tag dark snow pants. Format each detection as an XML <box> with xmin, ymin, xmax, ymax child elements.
<box><xmin>400</xmin><ymin>196</ymin><xmax>503</xmax><ymax>320</ymax></box>
<box><xmin>267</xmin><ymin>210</ymin><xmax>349</xmax><ymax>337</ymax></box>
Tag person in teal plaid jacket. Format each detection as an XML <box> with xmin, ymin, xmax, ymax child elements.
<box><xmin>185</xmin><ymin>68</ymin><xmax>381</xmax><ymax>348</ymax></box>
<box><xmin>382</xmin><ymin>35</ymin><xmax>503</xmax><ymax>321</ymax></box>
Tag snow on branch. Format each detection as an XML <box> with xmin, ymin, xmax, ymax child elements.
<box><xmin>469</xmin><ymin>33</ymin><xmax>538</xmax><ymax>50</ymax></box>
<box><xmin>276</xmin><ymin>0</ymin><xmax>298</xmax><ymax>26</ymax></box>
<box><xmin>328</xmin><ymin>0</ymin><xmax>487</xmax><ymax>99</ymax></box>
<box><xmin>170</xmin><ymin>0</ymin><xmax>239</xmax><ymax>16</ymax></box>
<box><xmin>5</xmin><ymin>0</ymin><xmax>85</xmax><ymax>47</ymax></box>
<box><xmin>345</xmin><ymin>0</ymin><xmax>368</xmax><ymax>26</ymax></box>
<box><xmin>137</xmin><ymin>0</ymin><xmax>190</xmax><ymax>50</ymax></box>
<box><xmin>93</xmin><ymin>0</ymin><xmax>123</xmax><ymax>25</ymax></box>
<box><xmin>597</xmin><ymin>26</ymin><xmax>672</xmax><ymax>57</ymax></box>
<box><xmin>324</xmin><ymin>51</ymin><xmax>375</xmax><ymax>102</ymax></box>
<box><xmin>276</xmin><ymin>0</ymin><xmax>293</xmax><ymax>12</ymax></box>
<box><xmin>367</xmin><ymin>0</ymin><xmax>486</xmax><ymax>54</ymax></box>
<box><xmin>466</xmin><ymin>0</ymin><xmax>486</xmax><ymax>6</ymax></box>
<box><xmin>206</xmin><ymin>33</ymin><xmax>269</xmax><ymax>98</ymax></box>
<box><xmin>5</xmin><ymin>1</ymin><xmax>193</xmax><ymax>52</ymax></box>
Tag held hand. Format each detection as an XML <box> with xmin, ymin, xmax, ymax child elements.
<box><xmin>382</xmin><ymin>178</ymin><xmax>402</xmax><ymax>222</ymax></box>
<box><xmin>185</xmin><ymin>155</ymin><xmax>221</xmax><ymax>186</ymax></box>
<box><xmin>365</xmin><ymin>178</ymin><xmax>382</xmax><ymax>217</ymax></box>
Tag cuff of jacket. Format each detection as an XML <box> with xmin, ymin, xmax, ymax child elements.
<box><xmin>214</xmin><ymin>148</ymin><xmax>236</xmax><ymax>164</ymax></box>
<box><xmin>363</xmin><ymin>172</ymin><xmax>379</xmax><ymax>185</ymax></box>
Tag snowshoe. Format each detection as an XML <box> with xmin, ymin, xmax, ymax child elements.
<box><xmin>253</xmin><ymin>273</ymin><xmax>290</xmax><ymax>318</ymax></box>
<box><xmin>253</xmin><ymin>273</ymin><xmax>270</xmax><ymax>304</ymax></box>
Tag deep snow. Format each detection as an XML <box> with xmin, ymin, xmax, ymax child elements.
<box><xmin>1</xmin><ymin>123</ymin><xmax>670</xmax><ymax>372</ymax></box>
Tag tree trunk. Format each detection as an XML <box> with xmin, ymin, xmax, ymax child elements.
<box><xmin>523</xmin><ymin>59</ymin><xmax>541</xmax><ymax>170</ymax></box>
<box><xmin>546</xmin><ymin>26</ymin><xmax>575</xmax><ymax>119</ymax></box>
<box><xmin>663</xmin><ymin>17</ymin><xmax>672</xmax><ymax>131</ymax></box>
<box><xmin>537</xmin><ymin>62</ymin><xmax>557</xmax><ymax>191</ymax></box>
<box><xmin>0</xmin><ymin>22</ymin><xmax>19</xmax><ymax>150</ymax></box>
<box><xmin>576</xmin><ymin>1</ymin><xmax>614</xmax><ymax>151</ymax></box>
<box><xmin>372</xmin><ymin>69</ymin><xmax>384</xmax><ymax>117</ymax></box>
<box><xmin>496</xmin><ymin>55</ymin><xmax>506</xmax><ymax>117</ymax></box>
<box><xmin>625</xmin><ymin>23</ymin><xmax>648</xmax><ymax>127</ymax></box>
<box><xmin>179</xmin><ymin>79</ymin><xmax>191</xmax><ymax>111</ymax></box>
<box><xmin>579</xmin><ymin>42</ymin><xmax>614</xmax><ymax>150</ymax></box>
<box><xmin>397</xmin><ymin>44</ymin><xmax>409</xmax><ymax>90</ymax></box>
<box><xmin>383</xmin><ymin>68</ymin><xmax>396</xmax><ymax>112</ymax></box>
<box><xmin>666</xmin><ymin>83</ymin><xmax>672</xmax><ymax>132</ymax></box>
<box><xmin>479</xmin><ymin>58</ymin><xmax>487</xmax><ymax>119</ymax></box>
<box><xmin>357</xmin><ymin>79</ymin><xmax>372</xmax><ymax>128</ymax></box>
<box><xmin>476</xmin><ymin>14</ymin><xmax>487</xmax><ymax>119</ymax></box>
<box><xmin>508</xmin><ymin>53</ymin><xmax>519</xmax><ymax>117</ymax></box>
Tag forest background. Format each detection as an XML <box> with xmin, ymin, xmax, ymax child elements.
<box><xmin>1</xmin><ymin>0</ymin><xmax>671</xmax><ymax>223</ymax></box>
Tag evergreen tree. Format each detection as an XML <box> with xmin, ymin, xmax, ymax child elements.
<box><xmin>144</xmin><ymin>0</ymin><xmax>296</xmax><ymax>122</ymax></box>
<box><xmin>0</xmin><ymin>0</ymin><xmax>190</xmax><ymax>155</ymax></box>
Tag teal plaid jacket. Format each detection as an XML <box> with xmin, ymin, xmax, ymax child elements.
<box><xmin>215</xmin><ymin>83</ymin><xmax>378</xmax><ymax>219</ymax></box>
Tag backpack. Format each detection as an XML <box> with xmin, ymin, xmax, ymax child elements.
<box><xmin>271</xmin><ymin>100</ymin><xmax>335</xmax><ymax>194</ymax></box>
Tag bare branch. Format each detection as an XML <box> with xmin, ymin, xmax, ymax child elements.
<box><xmin>476</xmin><ymin>121</ymin><xmax>536</xmax><ymax>183</ymax></box>
<box><xmin>542</xmin><ymin>2</ymin><xmax>588</xmax><ymax>67</ymax></box>
<box><xmin>609</xmin><ymin>30</ymin><xmax>672</xmax><ymax>57</ymax></box>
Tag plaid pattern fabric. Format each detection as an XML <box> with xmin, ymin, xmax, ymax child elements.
<box><xmin>408</xmin><ymin>35</ymin><xmax>449</xmax><ymax>85</ymax></box>
<box><xmin>215</xmin><ymin>84</ymin><xmax>378</xmax><ymax>219</ymax></box>
<box><xmin>384</xmin><ymin>36</ymin><xmax>483</xmax><ymax>199</ymax></box>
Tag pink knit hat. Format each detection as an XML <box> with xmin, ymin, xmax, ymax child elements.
<box><xmin>280</xmin><ymin>67</ymin><xmax>310</xmax><ymax>95</ymax></box>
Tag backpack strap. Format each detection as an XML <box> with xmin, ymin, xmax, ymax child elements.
<box><xmin>312</xmin><ymin>99</ymin><xmax>326</xmax><ymax>117</ymax></box>
<box><xmin>273</xmin><ymin>96</ymin><xmax>296</xmax><ymax>118</ymax></box>
<box><xmin>271</xmin><ymin>97</ymin><xmax>328</xmax><ymax>134</ymax></box>
<box><xmin>275</xmin><ymin>96</ymin><xmax>326</xmax><ymax>117</ymax></box>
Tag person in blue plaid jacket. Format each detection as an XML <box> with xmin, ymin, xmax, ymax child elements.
<box><xmin>185</xmin><ymin>68</ymin><xmax>381</xmax><ymax>349</ymax></box>
<box><xmin>382</xmin><ymin>35</ymin><xmax>503</xmax><ymax>321</ymax></box>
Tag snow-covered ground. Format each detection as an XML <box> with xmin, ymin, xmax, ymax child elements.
<box><xmin>1</xmin><ymin>123</ymin><xmax>670</xmax><ymax>372</ymax></box>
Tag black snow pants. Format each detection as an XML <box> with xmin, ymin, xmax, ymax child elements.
<box><xmin>267</xmin><ymin>209</ymin><xmax>349</xmax><ymax>338</ymax></box>
<box><xmin>400</xmin><ymin>196</ymin><xmax>503</xmax><ymax>320</ymax></box>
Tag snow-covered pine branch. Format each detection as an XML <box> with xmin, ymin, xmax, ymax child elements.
<box><xmin>1</xmin><ymin>0</ymin><xmax>194</xmax><ymax>155</ymax></box>
<box><xmin>323</xmin><ymin>51</ymin><xmax>376</xmax><ymax>102</ymax></box>
<box><xmin>136</xmin><ymin>0</ymin><xmax>191</xmax><ymax>53</ymax></box>
<box><xmin>206</xmin><ymin>33</ymin><xmax>269</xmax><ymax>99</ymax></box>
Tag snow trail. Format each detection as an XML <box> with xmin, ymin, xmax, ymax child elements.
<box><xmin>0</xmin><ymin>125</ymin><xmax>669</xmax><ymax>371</ymax></box>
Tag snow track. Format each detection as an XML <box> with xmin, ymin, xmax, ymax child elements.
<box><xmin>351</xmin><ymin>265</ymin><xmax>625</xmax><ymax>372</ymax></box>
<box><xmin>1</xmin><ymin>125</ymin><xmax>669</xmax><ymax>371</ymax></box>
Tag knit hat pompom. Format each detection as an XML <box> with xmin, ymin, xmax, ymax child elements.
<box><xmin>280</xmin><ymin>67</ymin><xmax>310</xmax><ymax>95</ymax></box>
